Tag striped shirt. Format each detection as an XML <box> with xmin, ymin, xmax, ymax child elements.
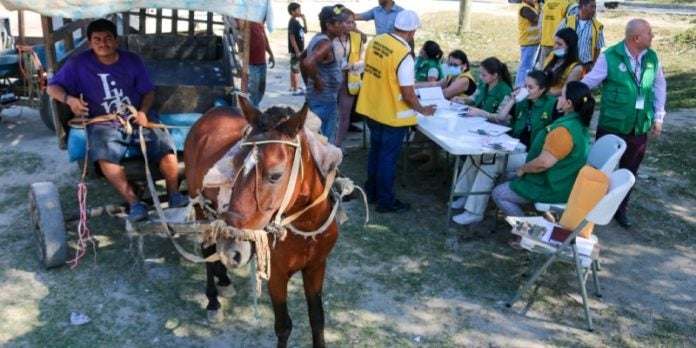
<box><xmin>556</xmin><ymin>17</ymin><xmax>605</xmax><ymax>64</ymax></box>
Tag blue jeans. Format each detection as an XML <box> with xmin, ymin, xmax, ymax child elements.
<box><xmin>308</xmin><ymin>100</ymin><xmax>338</xmax><ymax>144</ymax></box>
<box><xmin>364</xmin><ymin>118</ymin><xmax>408</xmax><ymax>207</ymax></box>
<box><xmin>248</xmin><ymin>63</ymin><xmax>267</xmax><ymax>107</ymax></box>
<box><xmin>516</xmin><ymin>45</ymin><xmax>538</xmax><ymax>87</ymax></box>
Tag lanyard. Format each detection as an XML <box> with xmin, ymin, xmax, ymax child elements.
<box><xmin>632</xmin><ymin>59</ymin><xmax>642</xmax><ymax>87</ymax></box>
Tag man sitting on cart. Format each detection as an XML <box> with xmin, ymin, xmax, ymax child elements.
<box><xmin>47</xmin><ymin>19</ymin><xmax>188</xmax><ymax>222</ymax></box>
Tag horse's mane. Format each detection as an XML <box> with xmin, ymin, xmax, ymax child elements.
<box><xmin>256</xmin><ymin>106</ymin><xmax>296</xmax><ymax>132</ymax></box>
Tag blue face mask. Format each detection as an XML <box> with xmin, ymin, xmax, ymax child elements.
<box><xmin>442</xmin><ymin>64</ymin><xmax>461</xmax><ymax>76</ymax></box>
<box><xmin>554</xmin><ymin>48</ymin><xmax>566</xmax><ymax>57</ymax></box>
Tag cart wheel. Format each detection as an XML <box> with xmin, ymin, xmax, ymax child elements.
<box><xmin>39</xmin><ymin>90</ymin><xmax>56</xmax><ymax>132</ymax></box>
<box><xmin>29</xmin><ymin>182</ymin><xmax>67</xmax><ymax>269</ymax></box>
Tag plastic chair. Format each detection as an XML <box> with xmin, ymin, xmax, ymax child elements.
<box><xmin>506</xmin><ymin>169</ymin><xmax>636</xmax><ymax>331</ymax></box>
<box><xmin>535</xmin><ymin>134</ymin><xmax>627</xmax><ymax>213</ymax></box>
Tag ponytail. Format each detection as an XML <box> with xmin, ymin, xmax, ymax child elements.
<box><xmin>480</xmin><ymin>56</ymin><xmax>512</xmax><ymax>88</ymax></box>
<box><xmin>565</xmin><ymin>81</ymin><xmax>595</xmax><ymax>127</ymax></box>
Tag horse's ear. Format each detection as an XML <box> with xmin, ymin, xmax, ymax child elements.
<box><xmin>237</xmin><ymin>94</ymin><xmax>260</xmax><ymax>125</ymax></box>
<box><xmin>281</xmin><ymin>103</ymin><xmax>308</xmax><ymax>136</ymax></box>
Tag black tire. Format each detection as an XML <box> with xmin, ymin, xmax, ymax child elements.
<box><xmin>29</xmin><ymin>182</ymin><xmax>67</xmax><ymax>269</ymax></box>
<box><xmin>39</xmin><ymin>90</ymin><xmax>55</xmax><ymax>132</ymax></box>
<box><xmin>605</xmin><ymin>2</ymin><xmax>619</xmax><ymax>9</ymax></box>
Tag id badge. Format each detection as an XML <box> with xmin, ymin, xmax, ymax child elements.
<box><xmin>635</xmin><ymin>95</ymin><xmax>645</xmax><ymax>110</ymax></box>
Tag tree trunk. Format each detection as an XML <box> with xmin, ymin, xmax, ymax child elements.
<box><xmin>457</xmin><ymin>0</ymin><xmax>472</xmax><ymax>35</ymax></box>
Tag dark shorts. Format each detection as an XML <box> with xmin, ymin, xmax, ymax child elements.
<box><xmin>87</xmin><ymin>124</ymin><xmax>175</xmax><ymax>164</ymax></box>
<box><xmin>290</xmin><ymin>53</ymin><xmax>300</xmax><ymax>73</ymax></box>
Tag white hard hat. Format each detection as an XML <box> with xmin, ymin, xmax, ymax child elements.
<box><xmin>394</xmin><ymin>10</ymin><xmax>421</xmax><ymax>31</ymax></box>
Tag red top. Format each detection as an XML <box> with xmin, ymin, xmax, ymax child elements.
<box><xmin>248</xmin><ymin>22</ymin><xmax>267</xmax><ymax>65</ymax></box>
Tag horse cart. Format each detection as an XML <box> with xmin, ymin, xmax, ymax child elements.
<box><xmin>2</xmin><ymin>0</ymin><xmax>262</xmax><ymax>269</ymax></box>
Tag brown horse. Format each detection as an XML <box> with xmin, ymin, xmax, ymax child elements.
<box><xmin>184</xmin><ymin>97</ymin><xmax>339</xmax><ymax>348</ymax></box>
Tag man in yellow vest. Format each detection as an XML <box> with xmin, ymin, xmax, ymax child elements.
<box><xmin>556</xmin><ymin>0</ymin><xmax>604</xmax><ymax>73</ymax></box>
<box><xmin>537</xmin><ymin>0</ymin><xmax>573</xmax><ymax>67</ymax></box>
<box><xmin>516</xmin><ymin>0</ymin><xmax>541</xmax><ymax>87</ymax></box>
<box><xmin>581</xmin><ymin>19</ymin><xmax>667</xmax><ymax>228</ymax></box>
<box><xmin>356</xmin><ymin>10</ymin><xmax>435</xmax><ymax>214</ymax></box>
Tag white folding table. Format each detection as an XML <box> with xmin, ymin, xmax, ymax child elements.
<box><xmin>416</xmin><ymin>108</ymin><xmax>517</xmax><ymax>226</ymax></box>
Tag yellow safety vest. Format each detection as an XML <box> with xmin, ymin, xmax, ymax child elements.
<box><xmin>540</xmin><ymin>0</ymin><xmax>571</xmax><ymax>47</ymax></box>
<box><xmin>566</xmin><ymin>15</ymin><xmax>603</xmax><ymax>62</ymax></box>
<box><xmin>447</xmin><ymin>70</ymin><xmax>475</xmax><ymax>99</ymax></box>
<box><xmin>356</xmin><ymin>33</ymin><xmax>415</xmax><ymax>127</ymax></box>
<box><xmin>543</xmin><ymin>54</ymin><xmax>580</xmax><ymax>90</ymax></box>
<box><xmin>518</xmin><ymin>2</ymin><xmax>541</xmax><ymax>46</ymax></box>
<box><xmin>347</xmin><ymin>31</ymin><xmax>363</xmax><ymax>96</ymax></box>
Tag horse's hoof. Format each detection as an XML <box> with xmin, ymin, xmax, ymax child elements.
<box><xmin>207</xmin><ymin>309</ymin><xmax>224</xmax><ymax>323</ymax></box>
<box><xmin>218</xmin><ymin>284</ymin><xmax>236</xmax><ymax>298</ymax></box>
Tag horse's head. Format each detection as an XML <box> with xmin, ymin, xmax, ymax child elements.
<box><xmin>215</xmin><ymin>96</ymin><xmax>309</xmax><ymax>267</ymax></box>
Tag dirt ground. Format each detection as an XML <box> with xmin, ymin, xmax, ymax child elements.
<box><xmin>1</xmin><ymin>0</ymin><xmax>695</xmax><ymax>347</ymax></box>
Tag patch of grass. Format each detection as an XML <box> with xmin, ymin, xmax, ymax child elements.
<box><xmin>416</xmin><ymin>8</ymin><xmax>696</xmax><ymax>109</ymax></box>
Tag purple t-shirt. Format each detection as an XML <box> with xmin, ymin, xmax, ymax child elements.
<box><xmin>49</xmin><ymin>49</ymin><xmax>155</xmax><ymax>120</ymax></box>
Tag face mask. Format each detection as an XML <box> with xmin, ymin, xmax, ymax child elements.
<box><xmin>554</xmin><ymin>48</ymin><xmax>566</xmax><ymax>58</ymax></box>
<box><xmin>442</xmin><ymin>64</ymin><xmax>461</xmax><ymax>76</ymax></box>
<box><xmin>448</xmin><ymin>66</ymin><xmax>462</xmax><ymax>76</ymax></box>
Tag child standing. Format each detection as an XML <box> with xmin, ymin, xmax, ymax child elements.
<box><xmin>288</xmin><ymin>2</ymin><xmax>307</xmax><ymax>96</ymax></box>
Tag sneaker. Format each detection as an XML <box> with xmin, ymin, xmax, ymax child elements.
<box><xmin>375</xmin><ymin>200</ymin><xmax>411</xmax><ymax>214</ymax></box>
<box><xmin>292</xmin><ymin>89</ymin><xmax>305</xmax><ymax>96</ymax></box>
<box><xmin>452</xmin><ymin>211</ymin><xmax>483</xmax><ymax>225</ymax></box>
<box><xmin>450</xmin><ymin>196</ymin><xmax>467</xmax><ymax>209</ymax></box>
<box><xmin>168</xmin><ymin>192</ymin><xmax>190</xmax><ymax>208</ymax></box>
<box><xmin>128</xmin><ymin>202</ymin><xmax>149</xmax><ymax>222</ymax></box>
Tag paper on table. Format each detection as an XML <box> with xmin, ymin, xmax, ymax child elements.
<box><xmin>417</xmin><ymin>87</ymin><xmax>470</xmax><ymax>113</ymax></box>
<box><xmin>471</xmin><ymin>122</ymin><xmax>511</xmax><ymax>137</ymax></box>
<box><xmin>482</xmin><ymin>134</ymin><xmax>520</xmax><ymax>152</ymax></box>
<box><xmin>417</xmin><ymin>86</ymin><xmax>445</xmax><ymax>101</ymax></box>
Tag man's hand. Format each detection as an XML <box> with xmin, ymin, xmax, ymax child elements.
<box><xmin>268</xmin><ymin>54</ymin><xmax>276</xmax><ymax>69</ymax></box>
<box><xmin>651</xmin><ymin>122</ymin><xmax>663</xmax><ymax>138</ymax></box>
<box><xmin>419</xmin><ymin>104</ymin><xmax>436</xmax><ymax>116</ymax></box>
<box><xmin>131</xmin><ymin>111</ymin><xmax>149</xmax><ymax>126</ymax></box>
<box><xmin>66</xmin><ymin>96</ymin><xmax>89</xmax><ymax>116</ymax></box>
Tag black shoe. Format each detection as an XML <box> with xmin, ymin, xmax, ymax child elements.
<box><xmin>613</xmin><ymin>211</ymin><xmax>633</xmax><ymax>229</ymax></box>
<box><xmin>375</xmin><ymin>200</ymin><xmax>411</xmax><ymax>214</ymax></box>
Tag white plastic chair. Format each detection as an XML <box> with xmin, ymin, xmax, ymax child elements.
<box><xmin>506</xmin><ymin>169</ymin><xmax>636</xmax><ymax>331</ymax></box>
<box><xmin>535</xmin><ymin>134</ymin><xmax>627</xmax><ymax>213</ymax></box>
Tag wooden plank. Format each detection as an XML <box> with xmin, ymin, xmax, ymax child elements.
<box><xmin>122</xmin><ymin>11</ymin><xmax>131</xmax><ymax>34</ymax></box>
<box><xmin>188</xmin><ymin>11</ymin><xmax>194</xmax><ymax>35</ymax></box>
<box><xmin>46</xmin><ymin>20</ymin><xmax>86</xmax><ymax>42</ymax></box>
<box><xmin>40</xmin><ymin>16</ymin><xmax>57</xmax><ymax>73</ymax></box>
<box><xmin>139</xmin><ymin>8</ymin><xmax>146</xmax><ymax>33</ymax></box>
<box><xmin>172</xmin><ymin>9</ymin><xmax>178</xmax><ymax>34</ymax></box>
<box><xmin>63</xmin><ymin>19</ymin><xmax>74</xmax><ymax>52</ymax></box>
<box><xmin>156</xmin><ymin>9</ymin><xmax>162</xmax><ymax>34</ymax></box>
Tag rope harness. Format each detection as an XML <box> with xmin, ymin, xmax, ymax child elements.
<box><xmin>67</xmin><ymin>102</ymin><xmax>370</xmax><ymax>298</ymax></box>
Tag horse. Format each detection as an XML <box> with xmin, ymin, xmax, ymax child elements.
<box><xmin>184</xmin><ymin>97</ymin><xmax>340</xmax><ymax>348</ymax></box>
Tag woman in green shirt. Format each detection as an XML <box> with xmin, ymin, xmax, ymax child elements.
<box><xmin>492</xmin><ymin>81</ymin><xmax>594</xmax><ymax>224</ymax></box>
<box><xmin>461</xmin><ymin>56</ymin><xmax>513</xmax><ymax>116</ymax></box>
<box><xmin>415</xmin><ymin>40</ymin><xmax>444</xmax><ymax>83</ymax></box>
<box><xmin>452</xmin><ymin>70</ymin><xmax>560</xmax><ymax>225</ymax></box>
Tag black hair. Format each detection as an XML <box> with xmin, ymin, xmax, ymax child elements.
<box><xmin>565</xmin><ymin>81</ymin><xmax>595</xmax><ymax>127</ymax></box>
<box><xmin>480</xmin><ymin>56</ymin><xmax>512</xmax><ymax>88</ymax></box>
<box><xmin>87</xmin><ymin>19</ymin><xmax>117</xmax><ymax>40</ymax></box>
<box><xmin>421</xmin><ymin>41</ymin><xmax>443</xmax><ymax>61</ymax></box>
<box><xmin>288</xmin><ymin>2</ymin><xmax>301</xmax><ymax>14</ymax></box>
<box><xmin>448</xmin><ymin>49</ymin><xmax>470</xmax><ymax>72</ymax></box>
<box><xmin>578</xmin><ymin>0</ymin><xmax>594</xmax><ymax>7</ymax></box>
<box><xmin>526</xmin><ymin>70</ymin><xmax>551</xmax><ymax>91</ymax></box>
<box><xmin>543</xmin><ymin>28</ymin><xmax>580</xmax><ymax>86</ymax></box>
